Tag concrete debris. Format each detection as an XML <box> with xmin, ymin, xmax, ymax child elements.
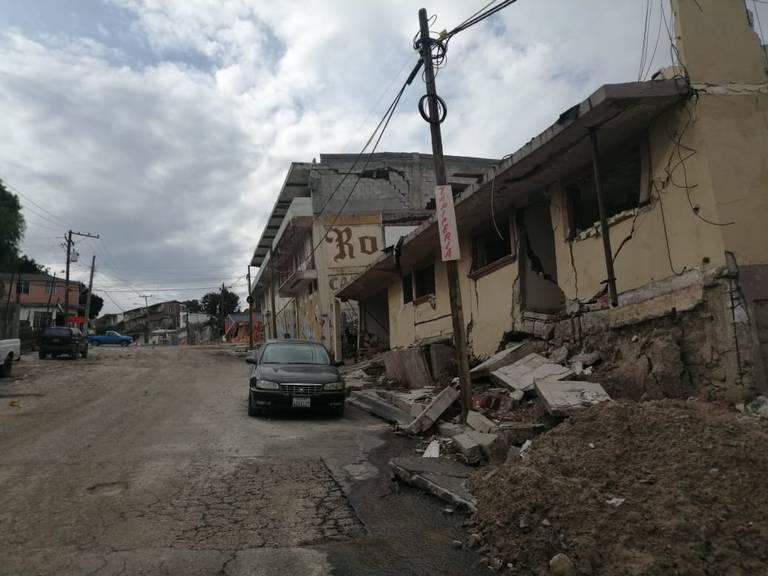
<box><xmin>605</xmin><ymin>497</ymin><xmax>625</xmax><ymax>507</ymax></box>
<box><xmin>466</xmin><ymin>533</ymin><xmax>482</xmax><ymax>548</ymax></box>
<box><xmin>745</xmin><ymin>395</ymin><xmax>768</xmax><ymax>418</ymax></box>
<box><xmin>389</xmin><ymin>456</ymin><xmax>476</xmax><ymax>512</ymax></box>
<box><xmin>548</xmin><ymin>345</ymin><xmax>569</xmax><ymax>365</ymax></box>
<box><xmin>570</xmin><ymin>351</ymin><xmax>601</xmax><ymax>366</ymax></box>
<box><xmin>497</xmin><ymin>422</ymin><xmax>548</xmax><ymax>446</ymax></box>
<box><xmin>470</xmin><ymin>341</ymin><xmax>545</xmax><ymax>380</ymax></box>
<box><xmin>535</xmin><ymin>380</ymin><xmax>611</xmax><ymax>417</ymax></box>
<box><xmin>466</xmin><ymin>410</ymin><xmax>498</xmax><ymax>434</ymax></box>
<box><xmin>378</xmin><ymin>388</ymin><xmax>433</xmax><ymax>416</ymax></box>
<box><xmin>519</xmin><ymin>440</ymin><xmax>532</xmax><ymax>458</ymax></box>
<box><xmin>489</xmin><ymin>353</ymin><xmax>573</xmax><ymax>393</ymax></box>
<box><xmin>423</xmin><ymin>440</ymin><xmax>440</xmax><ymax>458</ymax></box>
<box><xmin>451</xmin><ymin>429</ymin><xmax>505</xmax><ymax>465</ymax></box>
<box><xmin>549</xmin><ymin>553</ymin><xmax>576</xmax><ymax>576</ymax></box>
<box><xmin>405</xmin><ymin>386</ymin><xmax>460</xmax><ymax>434</ymax></box>
<box><xmin>348</xmin><ymin>390</ymin><xmax>414</xmax><ymax>426</ymax></box>
<box><xmin>453</xmin><ymin>432</ymin><xmax>483</xmax><ymax>465</ymax></box>
<box><xmin>506</xmin><ymin>445</ymin><xmax>521</xmax><ymax>462</ymax></box>
<box><xmin>436</xmin><ymin>422</ymin><xmax>465</xmax><ymax>438</ymax></box>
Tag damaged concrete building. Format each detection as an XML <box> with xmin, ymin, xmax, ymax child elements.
<box><xmin>248</xmin><ymin>153</ymin><xmax>497</xmax><ymax>361</ymax></box>
<box><xmin>338</xmin><ymin>0</ymin><xmax>768</xmax><ymax>401</ymax></box>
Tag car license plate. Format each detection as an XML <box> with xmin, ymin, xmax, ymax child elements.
<box><xmin>292</xmin><ymin>397</ymin><xmax>311</xmax><ymax>408</ymax></box>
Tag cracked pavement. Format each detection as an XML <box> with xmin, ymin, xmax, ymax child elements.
<box><xmin>0</xmin><ymin>347</ymin><xmax>489</xmax><ymax>575</ymax></box>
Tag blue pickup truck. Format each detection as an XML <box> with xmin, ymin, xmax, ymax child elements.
<box><xmin>86</xmin><ymin>331</ymin><xmax>133</xmax><ymax>347</ymax></box>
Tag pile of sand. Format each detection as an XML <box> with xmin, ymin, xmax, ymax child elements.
<box><xmin>470</xmin><ymin>400</ymin><xmax>768</xmax><ymax>575</ymax></box>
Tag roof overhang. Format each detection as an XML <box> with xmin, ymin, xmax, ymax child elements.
<box><xmin>250</xmin><ymin>162</ymin><xmax>313</xmax><ymax>267</ymax></box>
<box><xmin>337</xmin><ymin>79</ymin><xmax>690</xmax><ymax>301</ymax></box>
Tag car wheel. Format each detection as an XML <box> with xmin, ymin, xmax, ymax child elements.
<box><xmin>122</xmin><ymin>341</ymin><xmax>128</xmax><ymax>347</ymax></box>
<box><xmin>38</xmin><ymin>350</ymin><xmax>47</xmax><ymax>360</ymax></box>
<box><xmin>0</xmin><ymin>356</ymin><xmax>12</xmax><ymax>378</ymax></box>
<box><xmin>247</xmin><ymin>394</ymin><xmax>259</xmax><ymax>417</ymax></box>
<box><xmin>94</xmin><ymin>341</ymin><xmax>101</xmax><ymax>347</ymax></box>
<box><xmin>70</xmin><ymin>350</ymin><xmax>78</xmax><ymax>360</ymax></box>
<box><xmin>81</xmin><ymin>348</ymin><xmax>88</xmax><ymax>359</ymax></box>
<box><xmin>330</xmin><ymin>404</ymin><xmax>345</xmax><ymax>418</ymax></box>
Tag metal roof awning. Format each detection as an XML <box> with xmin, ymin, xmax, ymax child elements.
<box><xmin>250</xmin><ymin>162</ymin><xmax>313</xmax><ymax>267</ymax></box>
<box><xmin>337</xmin><ymin>78</ymin><xmax>690</xmax><ymax>301</ymax></box>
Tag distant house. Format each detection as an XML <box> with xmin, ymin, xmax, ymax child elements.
<box><xmin>120</xmin><ymin>300</ymin><xmax>184</xmax><ymax>344</ymax></box>
<box><xmin>0</xmin><ymin>273</ymin><xmax>82</xmax><ymax>328</ymax></box>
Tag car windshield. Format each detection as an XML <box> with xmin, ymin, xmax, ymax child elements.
<box><xmin>43</xmin><ymin>327</ymin><xmax>71</xmax><ymax>337</ymax></box>
<box><xmin>260</xmin><ymin>343</ymin><xmax>330</xmax><ymax>365</ymax></box>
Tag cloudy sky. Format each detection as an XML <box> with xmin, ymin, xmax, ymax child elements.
<box><xmin>2</xmin><ymin>0</ymin><xmax>766</xmax><ymax>313</ymax></box>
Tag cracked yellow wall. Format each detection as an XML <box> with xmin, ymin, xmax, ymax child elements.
<box><xmin>551</xmin><ymin>103</ymin><xmax>727</xmax><ymax>302</ymax></box>
<box><xmin>387</xmin><ymin>231</ymin><xmax>518</xmax><ymax>359</ymax></box>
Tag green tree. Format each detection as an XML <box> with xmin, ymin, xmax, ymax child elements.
<box><xmin>201</xmin><ymin>288</ymin><xmax>239</xmax><ymax>317</ymax></box>
<box><xmin>182</xmin><ymin>299</ymin><xmax>201</xmax><ymax>313</ymax></box>
<box><xmin>79</xmin><ymin>289</ymin><xmax>104</xmax><ymax>319</ymax></box>
<box><xmin>0</xmin><ymin>180</ymin><xmax>25</xmax><ymax>271</ymax></box>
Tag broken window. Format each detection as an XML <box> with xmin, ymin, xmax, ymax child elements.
<box><xmin>402</xmin><ymin>273</ymin><xmax>413</xmax><ymax>304</ymax></box>
<box><xmin>414</xmin><ymin>264</ymin><xmax>435</xmax><ymax>299</ymax></box>
<box><xmin>565</xmin><ymin>141</ymin><xmax>642</xmax><ymax>237</ymax></box>
<box><xmin>472</xmin><ymin>216</ymin><xmax>513</xmax><ymax>271</ymax></box>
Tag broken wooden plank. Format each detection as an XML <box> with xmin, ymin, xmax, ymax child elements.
<box><xmin>405</xmin><ymin>386</ymin><xmax>460</xmax><ymax>434</ymax></box>
<box><xmin>490</xmin><ymin>353</ymin><xmax>573</xmax><ymax>393</ymax></box>
<box><xmin>534</xmin><ymin>379</ymin><xmax>611</xmax><ymax>416</ymax></box>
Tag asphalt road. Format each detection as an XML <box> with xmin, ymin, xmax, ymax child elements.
<box><xmin>0</xmin><ymin>346</ymin><xmax>490</xmax><ymax>576</ymax></box>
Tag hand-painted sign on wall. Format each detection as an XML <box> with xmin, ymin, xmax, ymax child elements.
<box><xmin>436</xmin><ymin>185</ymin><xmax>460</xmax><ymax>261</ymax></box>
<box><xmin>318</xmin><ymin>214</ymin><xmax>384</xmax><ymax>270</ymax></box>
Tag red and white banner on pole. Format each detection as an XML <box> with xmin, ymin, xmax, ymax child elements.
<box><xmin>436</xmin><ymin>185</ymin><xmax>460</xmax><ymax>261</ymax></box>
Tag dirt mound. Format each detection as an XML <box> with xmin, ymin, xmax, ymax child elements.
<box><xmin>470</xmin><ymin>400</ymin><xmax>768</xmax><ymax>575</ymax></box>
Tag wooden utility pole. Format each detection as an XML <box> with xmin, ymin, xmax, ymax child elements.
<box><xmin>139</xmin><ymin>294</ymin><xmax>152</xmax><ymax>344</ymax></box>
<box><xmin>84</xmin><ymin>255</ymin><xmax>95</xmax><ymax>335</ymax></box>
<box><xmin>220</xmin><ymin>282</ymin><xmax>226</xmax><ymax>339</ymax></box>
<box><xmin>417</xmin><ymin>7</ymin><xmax>473</xmax><ymax>421</ymax></box>
<box><xmin>64</xmin><ymin>230</ymin><xmax>99</xmax><ymax>326</ymax></box>
<box><xmin>247</xmin><ymin>266</ymin><xmax>254</xmax><ymax>349</ymax></box>
<box><xmin>45</xmin><ymin>273</ymin><xmax>57</xmax><ymax>326</ymax></box>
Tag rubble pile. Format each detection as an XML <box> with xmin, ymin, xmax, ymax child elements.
<box><xmin>469</xmin><ymin>400</ymin><xmax>768</xmax><ymax>575</ymax></box>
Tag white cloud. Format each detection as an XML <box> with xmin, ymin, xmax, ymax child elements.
<box><xmin>0</xmin><ymin>0</ymin><xmax>678</xmax><ymax>312</ymax></box>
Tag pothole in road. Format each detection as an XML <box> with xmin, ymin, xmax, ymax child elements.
<box><xmin>86</xmin><ymin>481</ymin><xmax>129</xmax><ymax>495</ymax></box>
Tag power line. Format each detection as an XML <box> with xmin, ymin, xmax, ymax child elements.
<box><xmin>2</xmin><ymin>179</ymin><xmax>74</xmax><ymax>228</ymax></box>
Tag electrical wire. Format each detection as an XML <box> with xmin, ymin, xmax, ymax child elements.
<box><xmin>641</xmin><ymin>0</ymin><xmax>666</xmax><ymax>81</ymax></box>
<box><xmin>753</xmin><ymin>0</ymin><xmax>766</xmax><ymax>45</ymax></box>
<box><xmin>638</xmin><ymin>0</ymin><xmax>652</xmax><ymax>81</ymax></box>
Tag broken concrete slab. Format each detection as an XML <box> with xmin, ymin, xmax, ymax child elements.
<box><xmin>534</xmin><ymin>380</ymin><xmax>611</xmax><ymax>416</ymax></box>
<box><xmin>453</xmin><ymin>430</ymin><xmax>504</xmax><ymax>464</ymax></box>
<box><xmin>383</xmin><ymin>347</ymin><xmax>433</xmax><ymax>389</ymax></box>
<box><xmin>406</xmin><ymin>386</ymin><xmax>460</xmax><ymax>434</ymax></box>
<box><xmin>348</xmin><ymin>390</ymin><xmax>414</xmax><ymax>426</ymax></box>
<box><xmin>490</xmin><ymin>353</ymin><xmax>573</xmax><ymax>393</ymax></box>
<box><xmin>548</xmin><ymin>345</ymin><xmax>570</xmax><ymax>365</ymax></box>
<box><xmin>429</xmin><ymin>342</ymin><xmax>456</xmax><ymax>386</ymax></box>
<box><xmin>470</xmin><ymin>341</ymin><xmax>546</xmax><ymax>380</ymax></box>
<box><xmin>423</xmin><ymin>440</ymin><xmax>440</xmax><ymax>458</ymax></box>
<box><xmin>389</xmin><ymin>456</ymin><xmax>477</xmax><ymax>512</ymax></box>
<box><xmin>571</xmin><ymin>351</ymin><xmax>601</xmax><ymax>366</ymax></box>
<box><xmin>378</xmin><ymin>388</ymin><xmax>433</xmax><ymax>417</ymax></box>
<box><xmin>466</xmin><ymin>410</ymin><xmax>498</xmax><ymax>434</ymax></box>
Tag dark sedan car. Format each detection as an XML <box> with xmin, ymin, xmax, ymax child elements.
<box><xmin>247</xmin><ymin>340</ymin><xmax>345</xmax><ymax>418</ymax></box>
<box><xmin>39</xmin><ymin>326</ymin><xmax>89</xmax><ymax>359</ymax></box>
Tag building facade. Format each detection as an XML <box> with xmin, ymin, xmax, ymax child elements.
<box><xmin>0</xmin><ymin>273</ymin><xmax>83</xmax><ymax>328</ymax></box>
<box><xmin>249</xmin><ymin>153</ymin><xmax>498</xmax><ymax>360</ymax></box>
<box><xmin>339</xmin><ymin>0</ymin><xmax>768</xmax><ymax>401</ymax></box>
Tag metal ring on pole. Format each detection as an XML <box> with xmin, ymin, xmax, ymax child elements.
<box><xmin>418</xmin><ymin>93</ymin><xmax>447</xmax><ymax>124</ymax></box>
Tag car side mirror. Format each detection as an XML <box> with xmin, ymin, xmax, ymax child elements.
<box><xmin>245</xmin><ymin>356</ymin><xmax>259</xmax><ymax>365</ymax></box>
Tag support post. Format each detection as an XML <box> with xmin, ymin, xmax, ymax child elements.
<box><xmin>418</xmin><ymin>7</ymin><xmax>473</xmax><ymax>421</ymax></box>
<box><xmin>268</xmin><ymin>247</ymin><xmax>277</xmax><ymax>339</ymax></box>
<box><xmin>247</xmin><ymin>266</ymin><xmax>254</xmax><ymax>350</ymax></box>
<box><xmin>588</xmin><ymin>128</ymin><xmax>619</xmax><ymax>307</ymax></box>
<box><xmin>84</xmin><ymin>255</ymin><xmax>95</xmax><ymax>334</ymax></box>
